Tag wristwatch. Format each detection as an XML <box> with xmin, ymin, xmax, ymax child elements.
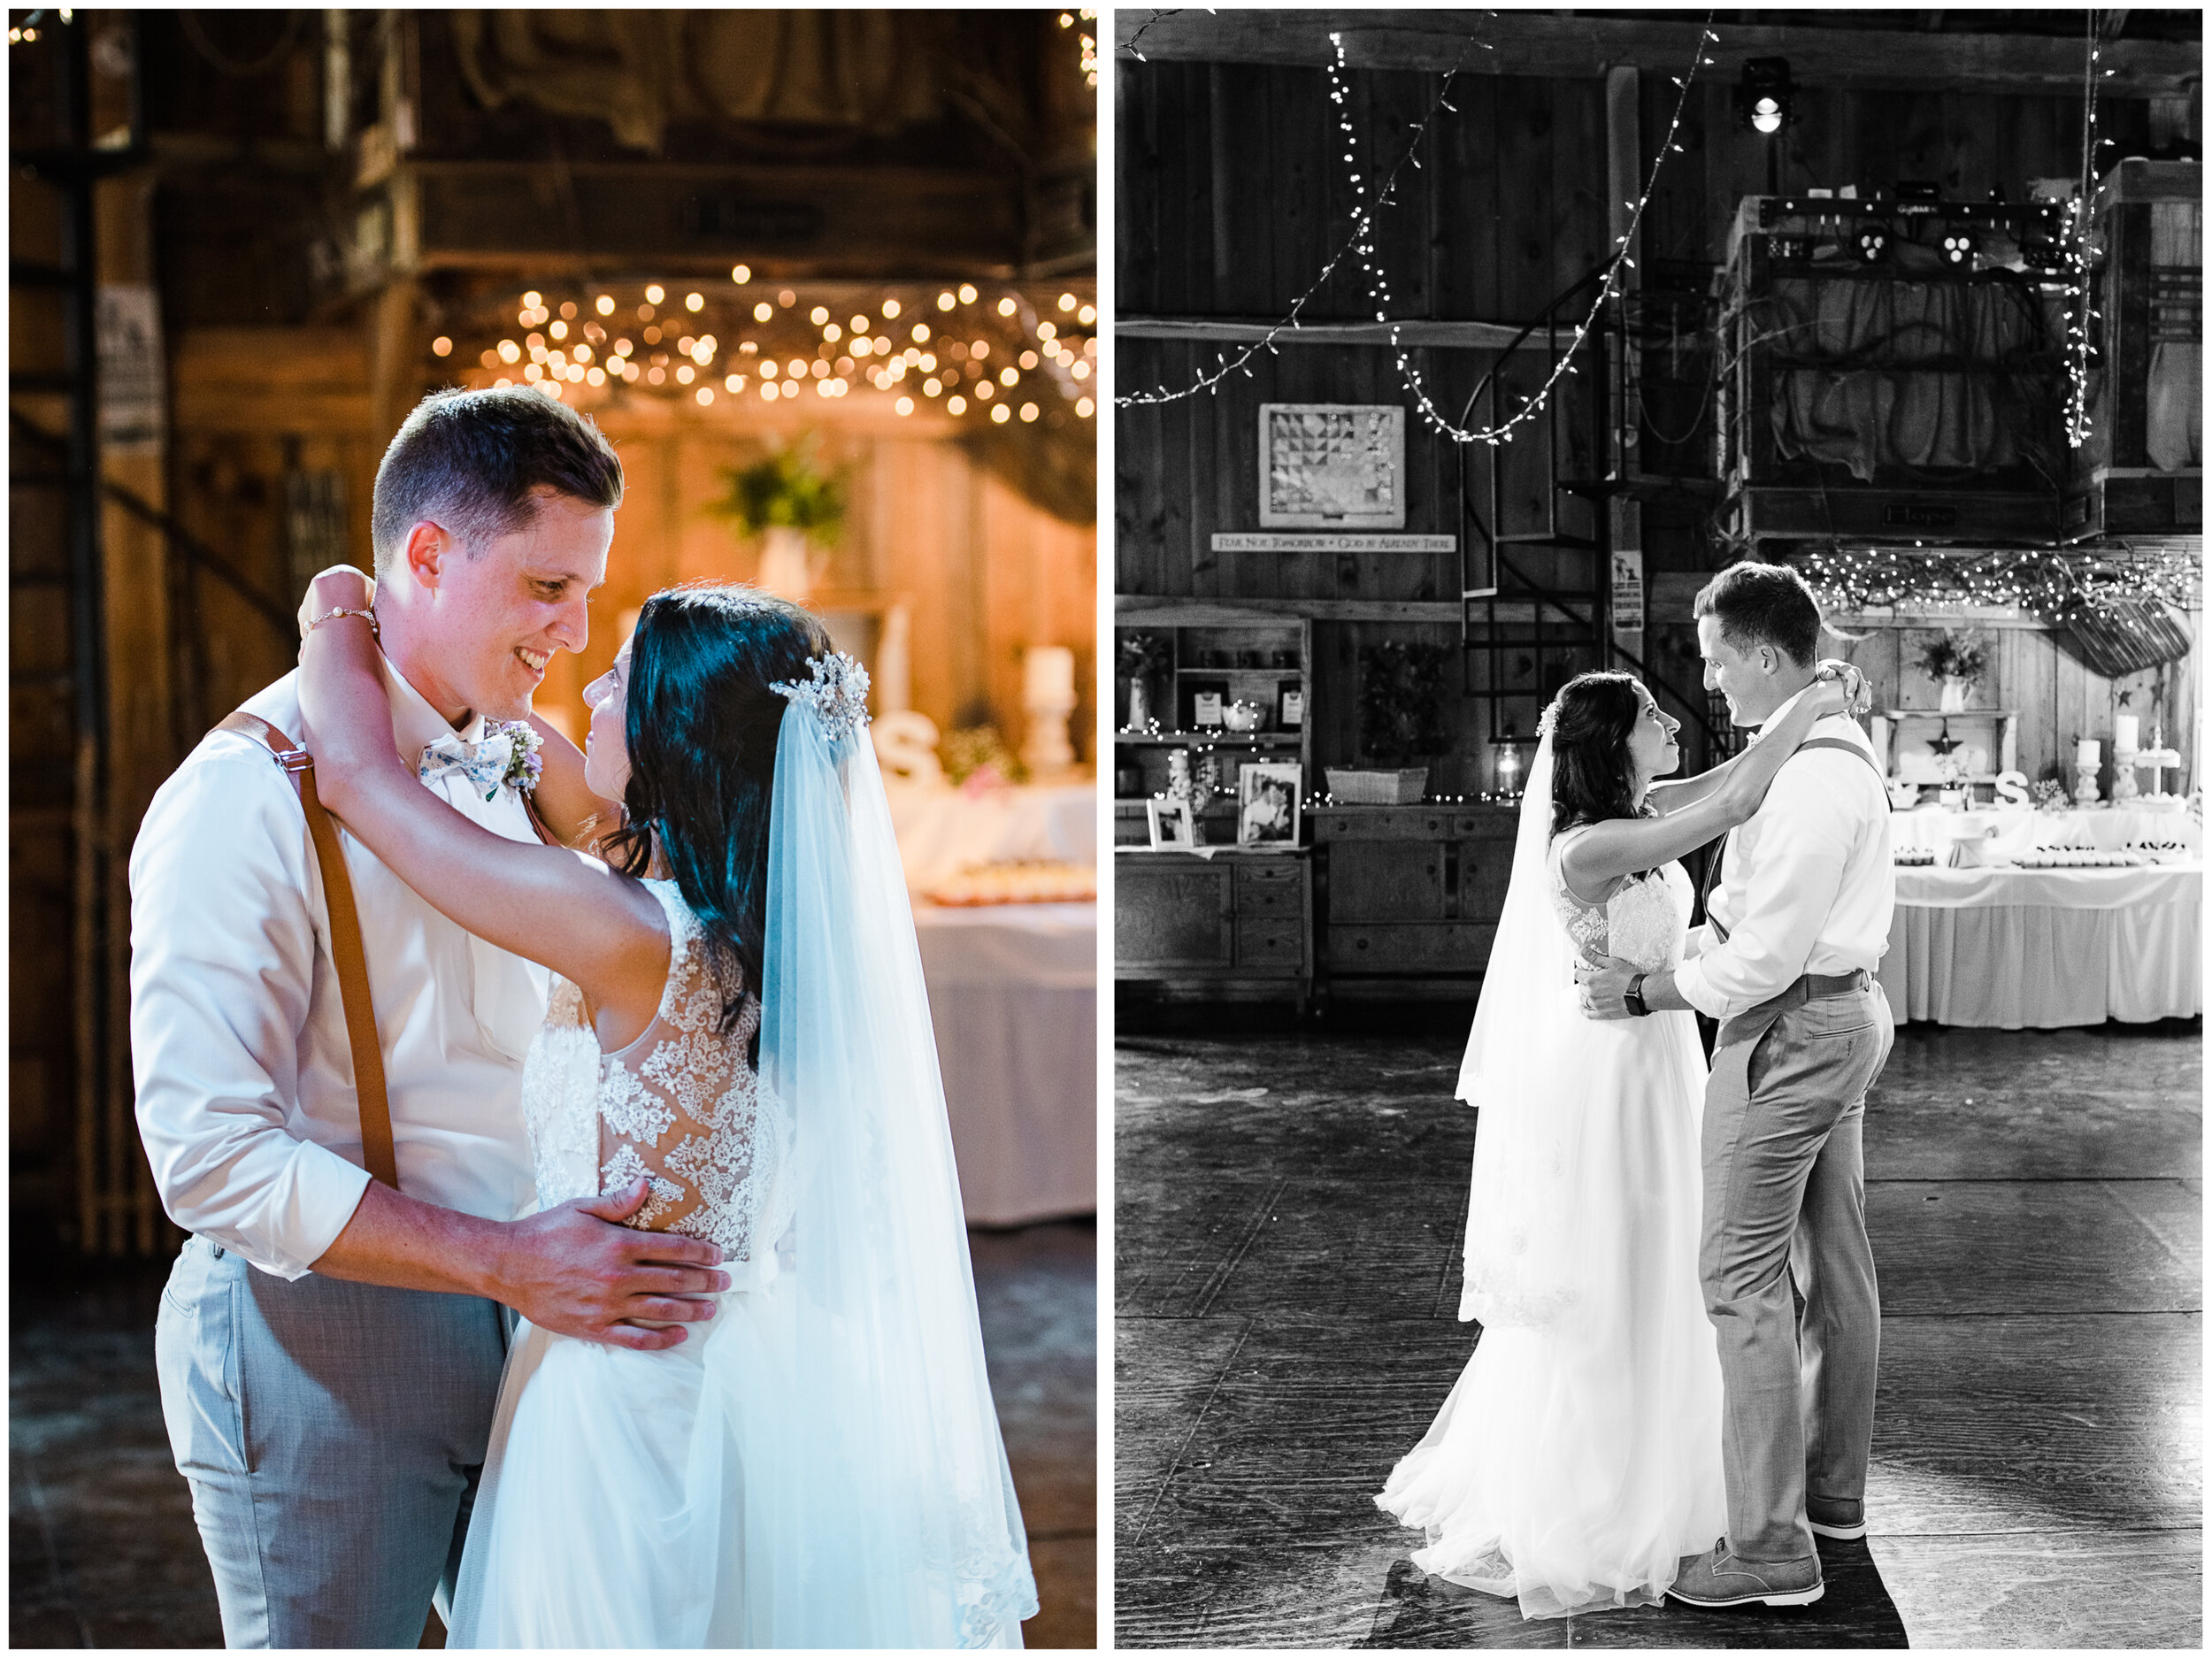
<box><xmin>1624</xmin><ymin>973</ymin><xmax>1650</xmax><ymax>1017</ymax></box>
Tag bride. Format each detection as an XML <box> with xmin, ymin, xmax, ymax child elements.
<box><xmin>1376</xmin><ymin>665</ymin><xmax>1853</xmax><ymax>1619</ymax></box>
<box><xmin>297</xmin><ymin>572</ymin><xmax>1036</xmax><ymax>1647</ymax></box>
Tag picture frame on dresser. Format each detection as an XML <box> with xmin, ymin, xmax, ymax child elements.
<box><xmin>1238</xmin><ymin>762</ymin><xmax>1302</xmax><ymax>848</ymax></box>
<box><xmin>1146</xmin><ymin>798</ymin><xmax>1196</xmax><ymax>850</ymax></box>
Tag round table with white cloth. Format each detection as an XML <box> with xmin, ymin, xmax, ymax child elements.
<box><xmin>1876</xmin><ymin>861</ymin><xmax>2202</xmax><ymax>1029</ymax></box>
<box><xmin>910</xmin><ymin>901</ymin><xmax>1096</xmax><ymax>1224</ymax></box>
<box><xmin>1888</xmin><ymin>804</ymin><xmax>2200</xmax><ymax>856</ymax></box>
<box><xmin>884</xmin><ymin>779</ymin><xmax>1096</xmax><ymax>890</ymax></box>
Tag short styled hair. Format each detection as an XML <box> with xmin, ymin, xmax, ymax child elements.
<box><xmin>370</xmin><ymin>388</ymin><xmax>624</xmax><ymax>575</ymax></box>
<box><xmin>1694</xmin><ymin>560</ymin><xmax>1822</xmax><ymax>665</ymax></box>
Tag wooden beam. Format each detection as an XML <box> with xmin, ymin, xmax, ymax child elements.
<box><xmin>1113</xmin><ymin>10</ymin><xmax>2198</xmax><ymax>97</ymax></box>
<box><xmin>360</xmin><ymin>159</ymin><xmax>1043</xmax><ymax>284</ymax></box>
<box><xmin>1118</xmin><ymin>315</ymin><xmax>1525</xmax><ymax>349</ymax></box>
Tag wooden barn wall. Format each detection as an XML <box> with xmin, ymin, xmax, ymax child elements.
<box><xmin>1118</xmin><ymin>59</ymin><xmax>2130</xmax><ymax>597</ymax></box>
<box><xmin>163</xmin><ymin>331</ymin><xmax>1094</xmax><ymax>793</ymax></box>
<box><xmin>1822</xmin><ymin>616</ymin><xmax>2199</xmax><ymax>798</ymax></box>
<box><xmin>1117</xmin><ymin>54</ymin><xmax>2170</xmax><ymax>791</ymax></box>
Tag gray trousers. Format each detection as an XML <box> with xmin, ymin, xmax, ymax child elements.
<box><xmin>154</xmin><ymin>1235</ymin><xmax>511</xmax><ymax>1647</ymax></box>
<box><xmin>1700</xmin><ymin>981</ymin><xmax>1893</xmax><ymax>1563</ymax></box>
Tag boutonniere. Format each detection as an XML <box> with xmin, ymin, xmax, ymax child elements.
<box><xmin>492</xmin><ymin>720</ymin><xmax>543</xmax><ymax>798</ymax></box>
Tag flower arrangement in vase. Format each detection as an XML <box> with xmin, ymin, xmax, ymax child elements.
<box><xmin>708</xmin><ymin>436</ymin><xmax>850</xmax><ymax>603</ymax></box>
<box><xmin>1118</xmin><ymin>633</ymin><xmax>1172</xmax><ymax>732</ymax></box>
<box><xmin>1916</xmin><ymin>631</ymin><xmax>1988</xmax><ymax>714</ymax></box>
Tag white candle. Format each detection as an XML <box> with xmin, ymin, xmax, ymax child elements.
<box><xmin>1023</xmin><ymin>645</ymin><xmax>1075</xmax><ymax>704</ymax></box>
<box><xmin>2114</xmin><ymin>715</ymin><xmax>2139</xmax><ymax>753</ymax></box>
<box><xmin>2077</xmin><ymin>738</ymin><xmax>2101</xmax><ymax>766</ymax></box>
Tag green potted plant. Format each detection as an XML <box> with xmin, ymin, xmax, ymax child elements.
<box><xmin>1916</xmin><ymin>630</ymin><xmax>1988</xmax><ymax>713</ymax></box>
<box><xmin>707</xmin><ymin>436</ymin><xmax>850</xmax><ymax>602</ymax></box>
<box><xmin>1329</xmin><ymin>641</ymin><xmax>1448</xmax><ymax>804</ymax></box>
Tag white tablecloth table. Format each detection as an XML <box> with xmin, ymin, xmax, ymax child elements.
<box><xmin>1877</xmin><ymin>861</ymin><xmax>2202</xmax><ymax>1029</ymax></box>
<box><xmin>885</xmin><ymin>779</ymin><xmax>1096</xmax><ymax>890</ymax></box>
<box><xmin>1889</xmin><ymin>804</ymin><xmax>2200</xmax><ymax>856</ymax></box>
<box><xmin>910</xmin><ymin>900</ymin><xmax>1096</xmax><ymax>1224</ymax></box>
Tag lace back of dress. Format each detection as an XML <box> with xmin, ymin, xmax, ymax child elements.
<box><xmin>596</xmin><ymin>881</ymin><xmax>793</xmax><ymax>1262</ymax></box>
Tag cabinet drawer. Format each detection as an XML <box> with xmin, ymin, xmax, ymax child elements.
<box><xmin>1115</xmin><ymin>864</ymin><xmax>1234</xmax><ymax>968</ymax></box>
<box><xmin>1325</xmin><ymin>922</ymin><xmax>1497</xmax><ymax>973</ymax></box>
<box><xmin>1326</xmin><ymin>841</ymin><xmax>1445</xmax><ymax>922</ymax></box>
<box><xmin>1237</xmin><ymin>882</ymin><xmax>1302</xmax><ymax>917</ymax></box>
<box><xmin>1236</xmin><ymin>919</ymin><xmax>1306</xmax><ymax>968</ymax></box>
<box><xmin>1234</xmin><ymin>858</ymin><xmax>1304</xmax><ymax>886</ymax></box>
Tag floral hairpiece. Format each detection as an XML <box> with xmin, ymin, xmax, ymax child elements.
<box><xmin>772</xmin><ymin>651</ymin><xmax>872</xmax><ymax>742</ymax></box>
<box><xmin>1536</xmin><ymin>700</ymin><xmax>1561</xmax><ymax>740</ymax></box>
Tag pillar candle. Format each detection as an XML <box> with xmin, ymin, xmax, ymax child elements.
<box><xmin>2114</xmin><ymin>714</ymin><xmax>2139</xmax><ymax>753</ymax></box>
<box><xmin>1024</xmin><ymin>644</ymin><xmax>1075</xmax><ymax>704</ymax></box>
<box><xmin>2077</xmin><ymin>738</ymin><xmax>2101</xmax><ymax>766</ymax></box>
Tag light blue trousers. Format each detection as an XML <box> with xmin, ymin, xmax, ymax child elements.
<box><xmin>154</xmin><ymin>1235</ymin><xmax>511</xmax><ymax>1648</ymax></box>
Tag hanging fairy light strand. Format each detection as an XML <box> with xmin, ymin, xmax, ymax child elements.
<box><xmin>1798</xmin><ymin>542</ymin><xmax>2201</xmax><ymax>629</ymax></box>
<box><xmin>2060</xmin><ymin>15</ymin><xmax>2117</xmax><ymax>448</ymax></box>
<box><xmin>1116</xmin><ymin>32</ymin><xmax>1487</xmax><ymax>409</ymax></box>
<box><xmin>1356</xmin><ymin>14</ymin><xmax>1717</xmax><ymax>447</ymax></box>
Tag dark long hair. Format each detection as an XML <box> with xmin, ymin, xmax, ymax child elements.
<box><xmin>600</xmin><ymin>584</ymin><xmax>829</xmax><ymax>1044</ymax></box>
<box><xmin>1548</xmin><ymin>672</ymin><xmax>1647</xmax><ymax>837</ymax></box>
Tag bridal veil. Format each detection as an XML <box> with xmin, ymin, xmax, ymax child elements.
<box><xmin>754</xmin><ymin>690</ymin><xmax>1037</xmax><ymax>1646</ymax></box>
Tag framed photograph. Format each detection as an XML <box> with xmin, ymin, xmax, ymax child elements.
<box><xmin>1258</xmin><ymin>403</ymin><xmax>1405</xmax><ymax>529</ymax></box>
<box><xmin>1182</xmin><ymin>677</ymin><xmax>1229</xmax><ymax>728</ymax></box>
<box><xmin>1146</xmin><ymin>798</ymin><xmax>1196</xmax><ymax>850</ymax></box>
<box><xmin>1237</xmin><ymin>762</ymin><xmax>1302</xmax><ymax>848</ymax></box>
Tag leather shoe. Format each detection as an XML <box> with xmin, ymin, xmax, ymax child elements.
<box><xmin>1666</xmin><ymin>1541</ymin><xmax>1824</xmax><ymax>1608</ymax></box>
<box><xmin>1807</xmin><ymin>1496</ymin><xmax>1866</xmax><ymax>1540</ymax></box>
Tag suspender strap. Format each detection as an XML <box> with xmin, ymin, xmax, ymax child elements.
<box><xmin>216</xmin><ymin>710</ymin><xmax>400</xmax><ymax>1191</ymax></box>
<box><xmin>1702</xmin><ymin>732</ymin><xmax>1886</xmax><ymax>947</ymax></box>
<box><xmin>1793</xmin><ymin>734</ymin><xmax>1887</xmax><ymax>777</ymax></box>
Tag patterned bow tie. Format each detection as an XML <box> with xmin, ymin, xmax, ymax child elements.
<box><xmin>418</xmin><ymin>730</ymin><xmax>517</xmax><ymax>802</ymax></box>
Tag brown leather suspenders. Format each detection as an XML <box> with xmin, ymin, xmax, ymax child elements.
<box><xmin>216</xmin><ymin>710</ymin><xmax>400</xmax><ymax>1190</ymax></box>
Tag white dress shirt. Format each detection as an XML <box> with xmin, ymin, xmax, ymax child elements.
<box><xmin>130</xmin><ymin>658</ymin><xmax>550</xmax><ymax>1279</ymax></box>
<box><xmin>1673</xmin><ymin>685</ymin><xmax>1896</xmax><ymax>1021</ymax></box>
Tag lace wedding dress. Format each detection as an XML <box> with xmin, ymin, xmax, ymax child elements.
<box><xmin>446</xmin><ymin>878</ymin><xmax>1025</xmax><ymax>1648</ymax></box>
<box><xmin>1376</xmin><ymin>829</ymin><xmax>1724</xmax><ymax>1619</ymax></box>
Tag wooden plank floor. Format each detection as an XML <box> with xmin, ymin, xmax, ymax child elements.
<box><xmin>10</xmin><ymin>1221</ymin><xmax>1095</xmax><ymax>1648</ymax></box>
<box><xmin>1115</xmin><ymin>1018</ymin><xmax>2202</xmax><ymax>1648</ymax></box>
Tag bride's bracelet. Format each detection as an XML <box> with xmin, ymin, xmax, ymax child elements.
<box><xmin>306</xmin><ymin>605</ymin><xmax>379</xmax><ymax>641</ymax></box>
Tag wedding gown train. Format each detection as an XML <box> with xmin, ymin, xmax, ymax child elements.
<box><xmin>1376</xmin><ymin>838</ymin><xmax>1725</xmax><ymax>1619</ymax></box>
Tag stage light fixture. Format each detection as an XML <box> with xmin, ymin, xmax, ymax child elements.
<box><xmin>1939</xmin><ymin>229</ymin><xmax>1976</xmax><ymax>268</ymax></box>
<box><xmin>1734</xmin><ymin>58</ymin><xmax>1796</xmax><ymax>135</ymax></box>
<box><xmin>1854</xmin><ymin>222</ymin><xmax>1891</xmax><ymax>264</ymax></box>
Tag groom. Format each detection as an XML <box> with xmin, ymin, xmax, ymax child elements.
<box><xmin>131</xmin><ymin>388</ymin><xmax>729</xmax><ymax>1647</ymax></box>
<box><xmin>1582</xmin><ymin>561</ymin><xmax>1895</xmax><ymax>1609</ymax></box>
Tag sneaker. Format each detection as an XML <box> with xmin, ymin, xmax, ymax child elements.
<box><xmin>1806</xmin><ymin>1497</ymin><xmax>1866</xmax><ymax>1540</ymax></box>
<box><xmin>1666</xmin><ymin>1542</ymin><xmax>1824</xmax><ymax>1608</ymax></box>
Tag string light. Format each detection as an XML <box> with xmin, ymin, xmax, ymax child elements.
<box><xmin>1115</xmin><ymin>12</ymin><xmax>1713</xmax><ymax>451</ymax></box>
<box><xmin>1368</xmin><ymin>16</ymin><xmax>1717</xmax><ymax>447</ymax></box>
<box><xmin>1797</xmin><ymin>542</ymin><xmax>2202</xmax><ymax>632</ymax></box>
<box><xmin>2062</xmin><ymin>17</ymin><xmax>2105</xmax><ymax>447</ymax></box>
<box><xmin>1059</xmin><ymin>7</ymin><xmax>1098</xmax><ymax>87</ymax></box>
<box><xmin>434</xmin><ymin>282</ymin><xmax>1094</xmax><ymax>424</ymax></box>
<box><xmin>1116</xmin><ymin>32</ymin><xmax>1490</xmax><ymax>410</ymax></box>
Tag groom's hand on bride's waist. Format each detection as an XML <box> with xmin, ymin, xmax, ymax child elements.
<box><xmin>1577</xmin><ymin>957</ymin><xmax>1639</xmax><ymax>1021</ymax></box>
<box><xmin>495</xmin><ymin>1178</ymin><xmax>731</xmax><ymax>1350</ymax></box>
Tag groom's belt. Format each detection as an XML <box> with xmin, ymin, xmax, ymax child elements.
<box><xmin>1715</xmin><ymin>966</ymin><xmax>1874</xmax><ymax>1048</ymax></box>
